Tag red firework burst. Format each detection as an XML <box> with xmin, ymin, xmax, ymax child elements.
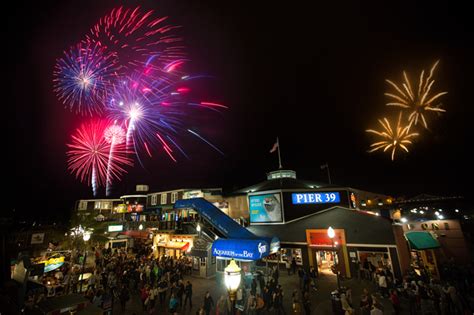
<box><xmin>67</xmin><ymin>120</ymin><xmax>133</xmax><ymax>195</ymax></box>
<box><xmin>86</xmin><ymin>6</ymin><xmax>186</xmax><ymax>74</ymax></box>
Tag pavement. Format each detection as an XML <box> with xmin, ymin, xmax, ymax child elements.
<box><xmin>113</xmin><ymin>267</ymin><xmax>403</xmax><ymax>315</ymax></box>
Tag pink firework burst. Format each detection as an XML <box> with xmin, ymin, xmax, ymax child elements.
<box><xmin>86</xmin><ymin>6</ymin><xmax>186</xmax><ymax>75</ymax></box>
<box><xmin>67</xmin><ymin>120</ymin><xmax>133</xmax><ymax>196</ymax></box>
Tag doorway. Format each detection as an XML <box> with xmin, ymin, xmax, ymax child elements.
<box><xmin>315</xmin><ymin>250</ymin><xmax>338</xmax><ymax>276</ymax></box>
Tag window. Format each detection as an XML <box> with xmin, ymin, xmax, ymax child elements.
<box><xmin>78</xmin><ymin>201</ymin><xmax>88</xmax><ymax>211</ymax></box>
<box><xmin>151</xmin><ymin>194</ymin><xmax>157</xmax><ymax>206</ymax></box>
<box><xmin>161</xmin><ymin>193</ymin><xmax>167</xmax><ymax>205</ymax></box>
<box><xmin>94</xmin><ymin>202</ymin><xmax>101</xmax><ymax>209</ymax></box>
<box><xmin>171</xmin><ymin>192</ymin><xmax>178</xmax><ymax>203</ymax></box>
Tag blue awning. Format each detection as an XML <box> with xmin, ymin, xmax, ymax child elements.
<box><xmin>212</xmin><ymin>238</ymin><xmax>271</xmax><ymax>260</ymax></box>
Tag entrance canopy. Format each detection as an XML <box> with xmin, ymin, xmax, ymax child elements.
<box><xmin>405</xmin><ymin>231</ymin><xmax>440</xmax><ymax>250</ymax></box>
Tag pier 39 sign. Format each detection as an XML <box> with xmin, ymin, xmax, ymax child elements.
<box><xmin>292</xmin><ymin>192</ymin><xmax>341</xmax><ymax>204</ymax></box>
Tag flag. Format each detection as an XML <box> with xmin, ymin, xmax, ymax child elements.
<box><xmin>270</xmin><ymin>141</ymin><xmax>278</xmax><ymax>153</ymax></box>
<box><xmin>320</xmin><ymin>163</ymin><xmax>328</xmax><ymax>170</ymax></box>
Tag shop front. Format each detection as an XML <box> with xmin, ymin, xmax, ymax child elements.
<box><xmin>152</xmin><ymin>233</ymin><xmax>193</xmax><ymax>259</ymax></box>
<box><xmin>405</xmin><ymin>231</ymin><xmax>441</xmax><ymax>278</ymax></box>
<box><xmin>249</xmin><ymin>207</ymin><xmax>411</xmax><ymax>280</ymax></box>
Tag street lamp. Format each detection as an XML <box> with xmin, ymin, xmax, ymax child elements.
<box><xmin>79</xmin><ymin>231</ymin><xmax>91</xmax><ymax>293</ymax></box>
<box><xmin>327</xmin><ymin>226</ymin><xmax>340</xmax><ymax>290</ymax></box>
<box><xmin>224</xmin><ymin>259</ymin><xmax>241</xmax><ymax>315</ymax></box>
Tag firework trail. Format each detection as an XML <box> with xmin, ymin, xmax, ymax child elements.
<box><xmin>53</xmin><ymin>41</ymin><xmax>118</xmax><ymax>115</ymax></box>
<box><xmin>86</xmin><ymin>6</ymin><xmax>185</xmax><ymax>76</ymax></box>
<box><xmin>104</xmin><ymin>123</ymin><xmax>127</xmax><ymax>196</ymax></box>
<box><xmin>366</xmin><ymin>112</ymin><xmax>419</xmax><ymax>161</ymax></box>
<box><xmin>385</xmin><ymin>60</ymin><xmax>447</xmax><ymax>129</ymax></box>
<box><xmin>67</xmin><ymin>120</ymin><xmax>133</xmax><ymax>196</ymax></box>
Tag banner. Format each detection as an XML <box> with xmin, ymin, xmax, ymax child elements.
<box><xmin>31</xmin><ymin>233</ymin><xmax>45</xmax><ymax>244</ymax></box>
<box><xmin>212</xmin><ymin>238</ymin><xmax>270</xmax><ymax>260</ymax></box>
<box><xmin>249</xmin><ymin>193</ymin><xmax>283</xmax><ymax>223</ymax></box>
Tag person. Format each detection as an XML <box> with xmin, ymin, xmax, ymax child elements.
<box><xmin>256</xmin><ymin>293</ymin><xmax>265</xmax><ymax>315</ymax></box>
<box><xmin>184</xmin><ymin>280</ymin><xmax>193</xmax><ymax>308</ymax></box>
<box><xmin>119</xmin><ymin>285</ymin><xmax>130</xmax><ymax>312</ymax></box>
<box><xmin>360</xmin><ymin>289</ymin><xmax>372</xmax><ymax>315</ymax></box>
<box><xmin>388</xmin><ymin>288</ymin><xmax>399</xmax><ymax>313</ymax></box>
<box><xmin>158</xmin><ymin>278</ymin><xmax>168</xmax><ymax>306</ymax></box>
<box><xmin>370</xmin><ymin>304</ymin><xmax>383</xmax><ymax>315</ymax></box>
<box><xmin>251</xmin><ymin>278</ymin><xmax>258</xmax><ymax>296</ymax></box>
<box><xmin>292</xmin><ymin>298</ymin><xmax>302</xmax><ymax>314</ymax></box>
<box><xmin>341</xmin><ymin>293</ymin><xmax>354</xmax><ymax>315</ymax></box>
<box><xmin>246</xmin><ymin>292</ymin><xmax>257</xmax><ymax>315</ymax></box>
<box><xmin>291</xmin><ymin>257</ymin><xmax>297</xmax><ymax>275</ymax></box>
<box><xmin>286</xmin><ymin>260</ymin><xmax>292</xmax><ymax>275</ymax></box>
<box><xmin>204</xmin><ymin>291</ymin><xmax>214</xmax><ymax>315</ymax></box>
<box><xmin>302</xmin><ymin>291</ymin><xmax>311</xmax><ymax>315</ymax></box>
<box><xmin>169</xmin><ymin>293</ymin><xmax>179</xmax><ymax>315</ymax></box>
<box><xmin>309</xmin><ymin>266</ymin><xmax>317</xmax><ymax>290</ymax></box>
<box><xmin>378</xmin><ymin>272</ymin><xmax>388</xmax><ymax>298</ymax></box>
<box><xmin>217</xmin><ymin>295</ymin><xmax>230</xmax><ymax>315</ymax></box>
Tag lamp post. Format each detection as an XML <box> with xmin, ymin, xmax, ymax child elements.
<box><xmin>224</xmin><ymin>259</ymin><xmax>241</xmax><ymax>315</ymax></box>
<box><xmin>327</xmin><ymin>226</ymin><xmax>340</xmax><ymax>290</ymax></box>
<box><xmin>79</xmin><ymin>231</ymin><xmax>91</xmax><ymax>293</ymax></box>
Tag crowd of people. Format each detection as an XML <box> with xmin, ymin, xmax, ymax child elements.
<box><xmin>22</xmin><ymin>243</ymin><xmax>474</xmax><ymax>315</ymax></box>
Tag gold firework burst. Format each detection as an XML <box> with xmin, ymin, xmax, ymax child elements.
<box><xmin>385</xmin><ymin>60</ymin><xmax>447</xmax><ymax>129</ymax></box>
<box><xmin>366</xmin><ymin>112</ymin><xmax>419</xmax><ymax>160</ymax></box>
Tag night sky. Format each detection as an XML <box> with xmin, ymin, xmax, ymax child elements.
<box><xmin>9</xmin><ymin>1</ymin><xmax>474</xmax><ymax>222</ymax></box>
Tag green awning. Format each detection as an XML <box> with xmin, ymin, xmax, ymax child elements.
<box><xmin>405</xmin><ymin>231</ymin><xmax>440</xmax><ymax>250</ymax></box>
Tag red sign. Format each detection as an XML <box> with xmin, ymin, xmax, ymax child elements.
<box><xmin>307</xmin><ymin>229</ymin><xmax>345</xmax><ymax>247</ymax></box>
<box><xmin>127</xmin><ymin>204</ymin><xmax>144</xmax><ymax>212</ymax></box>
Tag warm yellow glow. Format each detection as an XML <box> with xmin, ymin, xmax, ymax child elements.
<box><xmin>224</xmin><ymin>259</ymin><xmax>241</xmax><ymax>293</ymax></box>
<box><xmin>366</xmin><ymin>112</ymin><xmax>419</xmax><ymax>160</ymax></box>
<box><xmin>385</xmin><ymin>60</ymin><xmax>447</xmax><ymax>129</ymax></box>
<box><xmin>327</xmin><ymin>226</ymin><xmax>335</xmax><ymax>239</ymax></box>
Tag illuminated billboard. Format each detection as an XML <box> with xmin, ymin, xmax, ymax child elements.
<box><xmin>249</xmin><ymin>193</ymin><xmax>283</xmax><ymax>223</ymax></box>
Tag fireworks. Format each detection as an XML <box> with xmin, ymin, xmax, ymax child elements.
<box><xmin>366</xmin><ymin>112</ymin><xmax>419</xmax><ymax>161</ymax></box>
<box><xmin>86</xmin><ymin>6</ymin><xmax>185</xmax><ymax>74</ymax></box>
<box><xmin>385</xmin><ymin>60</ymin><xmax>447</xmax><ymax>129</ymax></box>
<box><xmin>53</xmin><ymin>41</ymin><xmax>118</xmax><ymax>115</ymax></box>
<box><xmin>56</xmin><ymin>6</ymin><xmax>225</xmax><ymax>196</ymax></box>
<box><xmin>67</xmin><ymin>120</ymin><xmax>133</xmax><ymax>196</ymax></box>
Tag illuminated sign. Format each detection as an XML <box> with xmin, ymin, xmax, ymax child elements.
<box><xmin>116</xmin><ymin>204</ymin><xmax>127</xmax><ymax>213</ymax></box>
<box><xmin>249</xmin><ymin>193</ymin><xmax>283</xmax><ymax>223</ymax></box>
<box><xmin>108</xmin><ymin>224</ymin><xmax>123</xmax><ymax>232</ymax></box>
<box><xmin>212</xmin><ymin>239</ymin><xmax>270</xmax><ymax>260</ymax></box>
<box><xmin>292</xmin><ymin>192</ymin><xmax>340</xmax><ymax>204</ymax></box>
<box><xmin>127</xmin><ymin>204</ymin><xmax>144</xmax><ymax>212</ymax></box>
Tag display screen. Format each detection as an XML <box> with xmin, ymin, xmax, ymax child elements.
<box><xmin>249</xmin><ymin>193</ymin><xmax>283</xmax><ymax>223</ymax></box>
<box><xmin>291</xmin><ymin>192</ymin><xmax>341</xmax><ymax>204</ymax></box>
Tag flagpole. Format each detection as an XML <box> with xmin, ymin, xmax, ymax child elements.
<box><xmin>326</xmin><ymin>164</ymin><xmax>332</xmax><ymax>184</ymax></box>
<box><xmin>277</xmin><ymin>137</ymin><xmax>282</xmax><ymax>169</ymax></box>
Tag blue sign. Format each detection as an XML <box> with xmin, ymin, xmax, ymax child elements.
<box><xmin>212</xmin><ymin>238</ymin><xmax>270</xmax><ymax>260</ymax></box>
<box><xmin>292</xmin><ymin>192</ymin><xmax>341</xmax><ymax>204</ymax></box>
<box><xmin>249</xmin><ymin>193</ymin><xmax>283</xmax><ymax>223</ymax></box>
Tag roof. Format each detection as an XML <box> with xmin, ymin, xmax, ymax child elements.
<box><xmin>232</xmin><ymin>178</ymin><xmax>339</xmax><ymax>194</ymax></box>
<box><xmin>37</xmin><ymin>294</ymin><xmax>89</xmax><ymax>312</ymax></box>
<box><xmin>247</xmin><ymin>206</ymin><xmax>396</xmax><ymax>245</ymax></box>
